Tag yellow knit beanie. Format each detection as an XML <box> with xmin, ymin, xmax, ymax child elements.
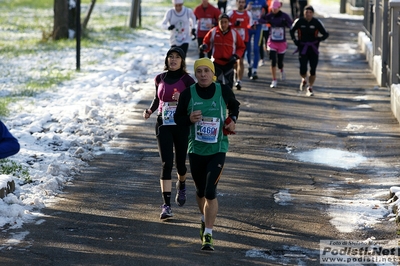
<box><xmin>194</xmin><ymin>58</ymin><xmax>217</xmax><ymax>81</ymax></box>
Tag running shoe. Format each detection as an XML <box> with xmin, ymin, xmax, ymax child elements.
<box><xmin>299</xmin><ymin>79</ymin><xmax>307</xmax><ymax>91</ymax></box>
<box><xmin>199</xmin><ymin>220</ymin><xmax>205</xmax><ymax>240</ymax></box>
<box><xmin>201</xmin><ymin>233</ymin><xmax>214</xmax><ymax>251</ymax></box>
<box><xmin>160</xmin><ymin>204</ymin><xmax>173</xmax><ymax>219</ymax></box>
<box><xmin>280</xmin><ymin>70</ymin><xmax>286</xmax><ymax>81</ymax></box>
<box><xmin>306</xmin><ymin>86</ymin><xmax>314</xmax><ymax>96</ymax></box>
<box><xmin>250</xmin><ymin>71</ymin><xmax>258</xmax><ymax>80</ymax></box>
<box><xmin>235</xmin><ymin>81</ymin><xmax>241</xmax><ymax>90</ymax></box>
<box><xmin>270</xmin><ymin>80</ymin><xmax>278</xmax><ymax>88</ymax></box>
<box><xmin>247</xmin><ymin>67</ymin><xmax>252</xmax><ymax>78</ymax></box>
<box><xmin>175</xmin><ymin>181</ymin><xmax>186</xmax><ymax>207</ymax></box>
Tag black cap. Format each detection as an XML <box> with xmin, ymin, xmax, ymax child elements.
<box><xmin>166</xmin><ymin>47</ymin><xmax>185</xmax><ymax>60</ymax></box>
<box><xmin>304</xmin><ymin>5</ymin><xmax>314</xmax><ymax>12</ymax></box>
<box><xmin>218</xmin><ymin>13</ymin><xmax>230</xmax><ymax>21</ymax></box>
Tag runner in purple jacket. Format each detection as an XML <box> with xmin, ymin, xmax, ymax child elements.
<box><xmin>259</xmin><ymin>0</ymin><xmax>292</xmax><ymax>88</ymax></box>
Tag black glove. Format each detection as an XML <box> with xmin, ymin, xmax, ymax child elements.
<box><xmin>191</xmin><ymin>28</ymin><xmax>196</xmax><ymax>40</ymax></box>
<box><xmin>229</xmin><ymin>54</ymin><xmax>239</xmax><ymax>64</ymax></box>
<box><xmin>234</xmin><ymin>20</ymin><xmax>241</xmax><ymax>27</ymax></box>
<box><xmin>293</xmin><ymin>39</ymin><xmax>299</xmax><ymax>46</ymax></box>
<box><xmin>199</xmin><ymin>44</ymin><xmax>208</xmax><ymax>52</ymax></box>
<box><xmin>168</xmin><ymin>25</ymin><xmax>175</xmax><ymax>31</ymax></box>
<box><xmin>316</xmin><ymin>37</ymin><xmax>323</xmax><ymax>42</ymax></box>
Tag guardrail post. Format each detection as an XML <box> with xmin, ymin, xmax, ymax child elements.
<box><xmin>390</xmin><ymin>0</ymin><xmax>400</xmax><ymax>84</ymax></box>
<box><xmin>381</xmin><ymin>0</ymin><xmax>389</xmax><ymax>86</ymax></box>
<box><xmin>372</xmin><ymin>0</ymin><xmax>381</xmax><ymax>56</ymax></box>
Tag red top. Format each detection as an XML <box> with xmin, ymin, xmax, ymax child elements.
<box><xmin>193</xmin><ymin>3</ymin><xmax>221</xmax><ymax>38</ymax></box>
<box><xmin>229</xmin><ymin>10</ymin><xmax>252</xmax><ymax>42</ymax></box>
<box><xmin>202</xmin><ymin>26</ymin><xmax>246</xmax><ymax>65</ymax></box>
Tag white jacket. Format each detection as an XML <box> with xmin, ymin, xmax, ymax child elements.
<box><xmin>161</xmin><ymin>7</ymin><xmax>196</xmax><ymax>46</ymax></box>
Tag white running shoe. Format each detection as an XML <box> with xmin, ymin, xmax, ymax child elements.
<box><xmin>306</xmin><ymin>86</ymin><xmax>314</xmax><ymax>96</ymax></box>
<box><xmin>235</xmin><ymin>81</ymin><xmax>241</xmax><ymax>90</ymax></box>
<box><xmin>280</xmin><ymin>70</ymin><xmax>286</xmax><ymax>81</ymax></box>
<box><xmin>270</xmin><ymin>80</ymin><xmax>278</xmax><ymax>88</ymax></box>
<box><xmin>299</xmin><ymin>79</ymin><xmax>307</xmax><ymax>91</ymax></box>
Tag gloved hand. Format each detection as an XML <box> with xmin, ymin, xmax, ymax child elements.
<box><xmin>293</xmin><ymin>39</ymin><xmax>299</xmax><ymax>46</ymax></box>
<box><xmin>168</xmin><ymin>25</ymin><xmax>175</xmax><ymax>31</ymax></box>
<box><xmin>191</xmin><ymin>28</ymin><xmax>196</xmax><ymax>40</ymax></box>
<box><xmin>223</xmin><ymin>117</ymin><xmax>236</xmax><ymax>135</ymax></box>
<box><xmin>228</xmin><ymin>54</ymin><xmax>239</xmax><ymax>64</ymax></box>
<box><xmin>199</xmin><ymin>44</ymin><xmax>208</xmax><ymax>52</ymax></box>
<box><xmin>234</xmin><ymin>20</ymin><xmax>241</xmax><ymax>27</ymax></box>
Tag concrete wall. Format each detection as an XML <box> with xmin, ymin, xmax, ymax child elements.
<box><xmin>358</xmin><ymin>31</ymin><xmax>382</xmax><ymax>85</ymax></box>
<box><xmin>358</xmin><ymin>31</ymin><xmax>400</xmax><ymax>123</ymax></box>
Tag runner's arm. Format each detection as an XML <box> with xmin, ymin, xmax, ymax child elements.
<box><xmin>161</xmin><ymin>10</ymin><xmax>172</xmax><ymax>30</ymax></box>
<box><xmin>289</xmin><ymin>20</ymin><xmax>298</xmax><ymax>41</ymax></box>
<box><xmin>147</xmin><ymin>76</ymin><xmax>161</xmax><ymax>113</ymax></box>
<box><xmin>174</xmin><ymin>88</ymin><xmax>193</xmax><ymax>126</ymax></box>
<box><xmin>221</xmin><ymin>85</ymin><xmax>240</xmax><ymax>121</ymax></box>
<box><xmin>317</xmin><ymin>19</ymin><xmax>329</xmax><ymax>41</ymax></box>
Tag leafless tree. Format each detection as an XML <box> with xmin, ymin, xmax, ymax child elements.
<box><xmin>53</xmin><ymin>0</ymin><xmax>69</xmax><ymax>40</ymax></box>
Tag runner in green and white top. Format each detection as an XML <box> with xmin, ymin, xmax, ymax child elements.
<box><xmin>174</xmin><ymin>58</ymin><xmax>240</xmax><ymax>251</ymax></box>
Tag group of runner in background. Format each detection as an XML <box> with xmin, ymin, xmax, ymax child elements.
<box><xmin>161</xmin><ymin>0</ymin><xmax>329</xmax><ymax>96</ymax></box>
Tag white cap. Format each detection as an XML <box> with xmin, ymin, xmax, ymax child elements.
<box><xmin>172</xmin><ymin>0</ymin><xmax>184</xmax><ymax>4</ymax></box>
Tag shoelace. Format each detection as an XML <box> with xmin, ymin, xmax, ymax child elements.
<box><xmin>161</xmin><ymin>205</ymin><xmax>170</xmax><ymax>211</ymax></box>
<box><xmin>204</xmin><ymin>234</ymin><xmax>212</xmax><ymax>242</ymax></box>
<box><xmin>178</xmin><ymin>188</ymin><xmax>186</xmax><ymax>200</ymax></box>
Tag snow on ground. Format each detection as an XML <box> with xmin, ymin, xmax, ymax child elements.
<box><xmin>0</xmin><ymin>0</ymin><xmax>173</xmax><ymax>229</ymax></box>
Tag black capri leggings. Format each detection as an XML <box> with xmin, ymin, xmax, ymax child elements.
<box><xmin>156</xmin><ymin>116</ymin><xmax>189</xmax><ymax>180</ymax></box>
<box><xmin>189</xmin><ymin>152</ymin><xmax>226</xmax><ymax>200</ymax></box>
<box><xmin>269</xmin><ymin>50</ymin><xmax>285</xmax><ymax>69</ymax></box>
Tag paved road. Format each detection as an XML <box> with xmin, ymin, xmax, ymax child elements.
<box><xmin>2</xmin><ymin>15</ymin><xmax>400</xmax><ymax>266</ymax></box>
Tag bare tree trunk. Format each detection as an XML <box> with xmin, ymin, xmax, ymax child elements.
<box><xmin>53</xmin><ymin>0</ymin><xmax>69</xmax><ymax>40</ymax></box>
<box><xmin>82</xmin><ymin>0</ymin><xmax>96</xmax><ymax>30</ymax></box>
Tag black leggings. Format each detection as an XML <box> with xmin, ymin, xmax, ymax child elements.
<box><xmin>156</xmin><ymin>116</ymin><xmax>188</xmax><ymax>180</ymax></box>
<box><xmin>290</xmin><ymin>0</ymin><xmax>299</xmax><ymax>19</ymax></box>
<box><xmin>218</xmin><ymin>1</ymin><xmax>227</xmax><ymax>13</ymax></box>
<box><xmin>298</xmin><ymin>50</ymin><xmax>319</xmax><ymax>76</ymax></box>
<box><xmin>214</xmin><ymin>62</ymin><xmax>235</xmax><ymax>89</ymax></box>
<box><xmin>298</xmin><ymin>0</ymin><xmax>307</xmax><ymax>18</ymax></box>
<box><xmin>269</xmin><ymin>50</ymin><xmax>285</xmax><ymax>69</ymax></box>
<box><xmin>259</xmin><ymin>30</ymin><xmax>269</xmax><ymax>60</ymax></box>
<box><xmin>189</xmin><ymin>152</ymin><xmax>226</xmax><ymax>200</ymax></box>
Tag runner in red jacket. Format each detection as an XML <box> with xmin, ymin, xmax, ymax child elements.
<box><xmin>200</xmin><ymin>14</ymin><xmax>246</xmax><ymax>89</ymax></box>
<box><xmin>194</xmin><ymin>0</ymin><xmax>221</xmax><ymax>58</ymax></box>
<box><xmin>227</xmin><ymin>0</ymin><xmax>252</xmax><ymax>90</ymax></box>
